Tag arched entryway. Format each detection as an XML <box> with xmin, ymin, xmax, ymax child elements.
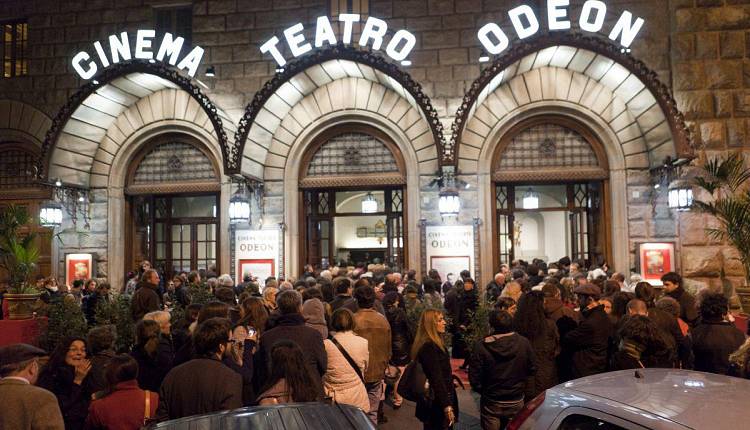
<box><xmin>298</xmin><ymin>125</ymin><xmax>407</xmax><ymax>270</ymax></box>
<box><xmin>124</xmin><ymin>134</ymin><xmax>222</xmax><ymax>279</ymax></box>
<box><xmin>490</xmin><ymin>116</ymin><xmax>611</xmax><ymax>268</ymax></box>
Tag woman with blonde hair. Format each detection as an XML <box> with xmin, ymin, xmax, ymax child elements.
<box><xmin>729</xmin><ymin>337</ymin><xmax>750</xmax><ymax>378</ymax></box>
<box><xmin>411</xmin><ymin>309</ymin><xmax>458</xmax><ymax>429</ymax></box>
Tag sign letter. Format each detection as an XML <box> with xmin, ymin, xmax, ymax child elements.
<box><xmin>580</xmin><ymin>0</ymin><xmax>607</xmax><ymax>33</ymax></box>
<box><xmin>339</xmin><ymin>13</ymin><xmax>361</xmax><ymax>44</ymax></box>
<box><xmin>92</xmin><ymin>41</ymin><xmax>110</xmax><ymax>68</ymax></box>
<box><xmin>508</xmin><ymin>5</ymin><xmax>540</xmax><ymax>39</ymax></box>
<box><xmin>108</xmin><ymin>32</ymin><xmax>132</xmax><ymax>64</ymax></box>
<box><xmin>385</xmin><ymin>29</ymin><xmax>416</xmax><ymax>61</ymax></box>
<box><xmin>478</xmin><ymin>23</ymin><xmax>510</xmax><ymax>55</ymax></box>
<box><xmin>156</xmin><ymin>33</ymin><xmax>184</xmax><ymax>65</ymax></box>
<box><xmin>608</xmin><ymin>10</ymin><xmax>644</xmax><ymax>48</ymax></box>
<box><xmin>315</xmin><ymin>16</ymin><xmax>337</xmax><ymax>48</ymax></box>
<box><xmin>134</xmin><ymin>29</ymin><xmax>155</xmax><ymax>60</ymax></box>
<box><xmin>547</xmin><ymin>0</ymin><xmax>571</xmax><ymax>30</ymax></box>
<box><xmin>359</xmin><ymin>16</ymin><xmax>388</xmax><ymax>50</ymax></box>
<box><xmin>176</xmin><ymin>46</ymin><xmax>204</xmax><ymax>77</ymax></box>
<box><xmin>260</xmin><ymin>36</ymin><xmax>286</xmax><ymax>66</ymax></box>
<box><xmin>284</xmin><ymin>23</ymin><xmax>312</xmax><ymax>57</ymax></box>
<box><xmin>72</xmin><ymin>52</ymin><xmax>97</xmax><ymax>80</ymax></box>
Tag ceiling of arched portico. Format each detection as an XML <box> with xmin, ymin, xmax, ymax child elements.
<box><xmin>459</xmin><ymin>45</ymin><xmax>676</xmax><ymax>173</ymax></box>
<box><xmin>43</xmin><ymin>65</ymin><xmax>235</xmax><ymax>188</ymax></box>
<box><xmin>240</xmin><ymin>58</ymin><xmax>439</xmax><ymax>180</ymax></box>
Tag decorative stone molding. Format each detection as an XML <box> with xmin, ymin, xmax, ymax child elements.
<box><xmin>450</xmin><ymin>33</ymin><xmax>694</xmax><ymax>167</ymax></box>
<box><xmin>38</xmin><ymin>60</ymin><xmax>231</xmax><ymax>182</ymax></box>
<box><xmin>233</xmin><ymin>45</ymin><xmax>445</xmax><ymax>175</ymax></box>
<box><xmin>299</xmin><ymin>174</ymin><xmax>406</xmax><ymax>189</ymax></box>
<box><xmin>492</xmin><ymin>168</ymin><xmax>608</xmax><ymax>182</ymax></box>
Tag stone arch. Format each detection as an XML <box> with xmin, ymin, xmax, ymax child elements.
<box><xmin>234</xmin><ymin>46</ymin><xmax>445</xmax><ymax>177</ymax></box>
<box><xmin>452</xmin><ymin>34</ymin><xmax>693</xmax><ymax>168</ymax></box>
<box><xmin>40</xmin><ymin>61</ymin><xmax>235</xmax><ymax>187</ymax></box>
<box><xmin>0</xmin><ymin>99</ymin><xmax>52</xmax><ymax>149</ymax></box>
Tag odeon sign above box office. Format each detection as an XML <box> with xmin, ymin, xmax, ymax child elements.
<box><xmin>261</xmin><ymin>1</ymin><xmax>644</xmax><ymax>66</ymax></box>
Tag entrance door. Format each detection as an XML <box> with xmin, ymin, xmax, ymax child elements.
<box><xmin>302</xmin><ymin>188</ymin><xmax>405</xmax><ymax>270</ymax></box>
<box><xmin>495</xmin><ymin>182</ymin><xmax>607</xmax><ymax>267</ymax></box>
<box><xmin>130</xmin><ymin>194</ymin><xmax>218</xmax><ymax>278</ymax></box>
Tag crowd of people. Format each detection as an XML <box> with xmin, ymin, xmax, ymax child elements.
<box><xmin>2</xmin><ymin>256</ymin><xmax>750</xmax><ymax>430</ymax></box>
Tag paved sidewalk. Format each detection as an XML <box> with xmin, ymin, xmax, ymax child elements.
<box><xmin>379</xmin><ymin>381</ymin><xmax>482</xmax><ymax>429</ymax></box>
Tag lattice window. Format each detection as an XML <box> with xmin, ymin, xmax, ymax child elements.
<box><xmin>391</xmin><ymin>189</ymin><xmax>403</xmax><ymax>212</ymax></box>
<box><xmin>0</xmin><ymin>147</ymin><xmax>36</xmax><ymax>189</ymax></box>
<box><xmin>1</xmin><ymin>21</ymin><xmax>27</xmax><ymax>78</ymax></box>
<box><xmin>132</xmin><ymin>142</ymin><xmax>216</xmax><ymax>185</ymax></box>
<box><xmin>498</xmin><ymin>124</ymin><xmax>599</xmax><ymax>170</ymax></box>
<box><xmin>495</xmin><ymin>186</ymin><xmax>508</xmax><ymax>210</ymax></box>
<box><xmin>306</xmin><ymin>133</ymin><xmax>399</xmax><ymax>176</ymax></box>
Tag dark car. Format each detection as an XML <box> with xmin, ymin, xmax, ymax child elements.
<box><xmin>153</xmin><ymin>402</ymin><xmax>374</xmax><ymax>430</ymax></box>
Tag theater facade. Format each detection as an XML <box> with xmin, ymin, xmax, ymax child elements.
<box><xmin>0</xmin><ymin>0</ymin><xmax>745</xmax><ymax>290</ymax></box>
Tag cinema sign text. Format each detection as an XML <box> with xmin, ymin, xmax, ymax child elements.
<box><xmin>478</xmin><ymin>0</ymin><xmax>645</xmax><ymax>56</ymax></box>
<box><xmin>72</xmin><ymin>30</ymin><xmax>204</xmax><ymax>80</ymax></box>
<box><xmin>260</xmin><ymin>14</ymin><xmax>416</xmax><ymax>66</ymax></box>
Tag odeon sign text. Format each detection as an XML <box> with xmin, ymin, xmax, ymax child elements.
<box><xmin>260</xmin><ymin>1</ymin><xmax>644</xmax><ymax>66</ymax></box>
<box><xmin>479</xmin><ymin>0</ymin><xmax>644</xmax><ymax>55</ymax></box>
<box><xmin>72</xmin><ymin>30</ymin><xmax>204</xmax><ymax>80</ymax></box>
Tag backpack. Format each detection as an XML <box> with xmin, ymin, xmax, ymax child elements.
<box><xmin>396</xmin><ymin>358</ymin><xmax>430</xmax><ymax>402</ymax></box>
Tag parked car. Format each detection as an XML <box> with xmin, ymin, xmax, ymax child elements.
<box><xmin>152</xmin><ymin>402</ymin><xmax>374</xmax><ymax>430</ymax></box>
<box><xmin>509</xmin><ymin>368</ymin><xmax>750</xmax><ymax>429</ymax></box>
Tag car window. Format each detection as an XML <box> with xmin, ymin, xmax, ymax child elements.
<box><xmin>557</xmin><ymin>414</ymin><xmax>628</xmax><ymax>430</ymax></box>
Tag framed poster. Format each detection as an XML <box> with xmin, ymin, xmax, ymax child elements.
<box><xmin>238</xmin><ymin>259</ymin><xmax>275</xmax><ymax>284</ymax></box>
<box><xmin>65</xmin><ymin>253</ymin><xmax>95</xmax><ymax>287</ymax></box>
<box><xmin>636</xmin><ymin>242</ymin><xmax>675</xmax><ymax>285</ymax></box>
<box><xmin>235</xmin><ymin>229</ymin><xmax>280</xmax><ymax>283</ymax></box>
<box><xmin>430</xmin><ymin>256</ymin><xmax>471</xmax><ymax>282</ymax></box>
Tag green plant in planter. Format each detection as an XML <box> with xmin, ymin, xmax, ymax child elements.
<box><xmin>95</xmin><ymin>294</ymin><xmax>135</xmax><ymax>353</ymax></box>
<box><xmin>0</xmin><ymin>205</ymin><xmax>40</xmax><ymax>294</ymax></box>
<box><xmin>692</xmin><ymin>152</ymin><xmax>750</xmax><ymax>287</ymax></box>
<box><xmin>463</xmin><ymin>298</ymin><xmax>494</xmax><ymax>355</ymax></box>
<box><xmin>40</xmin><ymin>298</ymin><xmax>88</xmax><ymax>352</ymax></box>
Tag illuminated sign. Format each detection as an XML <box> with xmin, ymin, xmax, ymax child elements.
<box><xmin>71</xmin><ymin>30</ymin><xmax>204</xmax><ymax>80</ymax></box>
<box><xmin>260</xmin><ymin>15</ymin><xmax>416</xmax><ymax>66</ymax></box>
<box><xmin>478</xmin><ymin>0</ymin><xmax>644</xmax><ymax>55</ymax></box>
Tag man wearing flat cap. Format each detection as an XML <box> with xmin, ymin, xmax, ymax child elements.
<box><xmin>0</xmin><ymin>343</ymin><xmax>64</xmax><ymax>430</ymax></box>
<box><xmin>561</xmin><ymin>284</ymin><xmax>613</xmax><ymax>380</ymax></box>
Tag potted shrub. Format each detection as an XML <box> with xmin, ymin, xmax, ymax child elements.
<box><xmin>0</xmin><ymin>205</ymin><xmax>41</xmax><ymax>319</ymax></box>
<box><xmin>692</xmin><ymin>152</ymin><xmax>750</xmax><ymax>313</ymax></box>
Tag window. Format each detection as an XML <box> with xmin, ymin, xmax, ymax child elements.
<box><xmin>154</xmin><ymin>6</ymin><xmax>192</xmax><ymax>48</ymax></box>
<box><xmin>1</xmin><ymin>21</ymin><xmax>28</xmax><ymax>78</ymax></box>
<box><xmin>0</xmin><ymin>146</ymin><xmax>36</xmax><ymax>188</ymax></box>
<box><xmin>557</xmin><ymin>414</ymin><xmax>628</xmax><ymax>430</ymax></box>
<box><xmin>329</xmin><ymin>0</ymin><xmax>369</xmax><ymax>16</ymax></box>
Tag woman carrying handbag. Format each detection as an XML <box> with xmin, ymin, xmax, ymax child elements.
<box><xmin>322</xmin><ymin>308</ymin><xmax>370</xmax><ymax>412</ymax></box>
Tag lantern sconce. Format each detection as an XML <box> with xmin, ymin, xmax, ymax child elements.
<box><xmin>361</xmin><ymin>192</ymin><xmax>378</xmax><ymax>214</ymax></box>
<box><xmin>39</xmin><ymin>201</ymin><xmax>63</xmax><ymax>229</ymax></box>
<box><xmin>228</xmin><ymin>183</ymin><xmax>251</xmax><ymax>225</ymax></box>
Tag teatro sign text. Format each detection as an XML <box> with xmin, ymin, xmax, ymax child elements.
<box><xmin>260</xmin><ymin>14</ymin><xmax>416</xmax><ymax>66</ymax></box>
<box><xmin>478</xmin><ymin>0</ymin><xmax>645</xmax><ymax>55</ymax></box>
<box><xmin>72</xmin><ymin>30</ymin><xmax>204</xmax><ymax>80</ymax></box>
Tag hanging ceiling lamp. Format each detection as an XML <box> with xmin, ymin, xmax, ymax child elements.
<box><xmin>522</xmin><ymin>188</ymin><xmax>539</xmax><ymax>209</ymax></box>
<box><xmin>361</xmin><ymin>192</ymin><xmax>378</xmax><ymax>214</ymax></box>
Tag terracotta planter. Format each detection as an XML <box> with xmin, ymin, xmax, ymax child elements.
<box><xmin>735</xmin><ymin>287</ymin><xmax>750</xmax><ymax>315</ymax></box>
<box><xmin>5</xmin><ymin>293</ymin><xmax>41</xmax><ymax>320</ymax></box>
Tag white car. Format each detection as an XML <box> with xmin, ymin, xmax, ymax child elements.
<box><xmin>509</xmin><ymin>369</ymin><xmax>750</xmax><ymax>429</ymax></box>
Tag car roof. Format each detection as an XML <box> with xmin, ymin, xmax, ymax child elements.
<box><xmin>557</xmin><ymin>369</ymin><xmax>750</xmax><ymax>429</ymax></box>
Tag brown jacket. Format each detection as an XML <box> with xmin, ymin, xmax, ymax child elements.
<box><xmin>130</xmin><ymin>282</ymin><xmax>161</xmax><ymax>321</ymax></box>
<box><xmin>0</xmin><ymin>378</ymin><xmax>65</xmax><ymax>430</ymax></box>
<box><xmin>353</xmin><ymin>308</ymin><xmax>392</xmax><ymax>383</ymax></box>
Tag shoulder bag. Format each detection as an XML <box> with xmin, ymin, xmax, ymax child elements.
<box><xmin>330</xmin><ymin>336</ymin><xmax>366</xmax><ymax>384</ymax></box>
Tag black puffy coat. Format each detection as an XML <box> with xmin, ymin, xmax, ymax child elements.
<box><xmin>37</xmin><ymin>364</ymin><xmax>95</xmax><ymax>430</ymax></box>
<box><xmin>385</xmin><ymin>306</ymin><xmax>412</xmax><ymax>366</ymax></box>
<box><xmin>130</xmin><ymin>335</ymin><xmax>174</xmax><ymax>392</ymax></box>
<box><xmin>562</xmin><ymin>304</ymin><xmax>613</xmax><ymax>379</ymax></box>
<box><xmin>692</xmin><ymin>319</ymin><xmax>745</xmax><ymax>375</ymax></box>
<box><xmin>468</xmin><ymin>333</ymin><xmax>536</xmax><ymax>401</ymax></box>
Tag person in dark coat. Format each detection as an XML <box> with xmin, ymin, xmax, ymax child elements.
<box><xmin>413</xmin><ymin>309</ymin><xmax>457</xmax><ymax>430</ymax></box>
<box><xmin>130</xmin><ymin>319</ymin><xmax>173</xmax><ymax>393</ymax></box>
<box><xmin>383</xmin><ymin>291</ymin><xmax>412</xmax><ymax>408</ymax></box>
<box><xmin>156</xmin><ymin>318</ymin><xmax>242</xmax><ymax>420</ymax></box>
<box><xmin>513</xmin><ymin>291</ymin><xmax>559</xmax><ymax>399</ymax></box>
<box><xmin>455</xmin><ymin>279</ymin><xmax>478</xmax><ymax>365</ymax></box>
<box><xmin>330</xmin><ymin>277</ymin><xmax>358</xmax><ymax>314</ymax></box>
<box><xmin>485</xmin><ymin>273</ymin><xmax>505</xmax><ymax>303</ymax></box>
<box><xmin>635</xmin><ymin>282</ymin><xmax>690</xmax><ymax>368</ymax></box>
<box><xmin>172</xmin><ymin>276</ymin><xmax>190</xmax><ymax>308</ymax></box>
<box><xmin>662</xmin><ymin>272</ymin><xmax>698</xmax><ymax>327</ymax></box>
<box><xmin>86</xmin><ymin>325</ymin><xmax>117</xmax><ymax>393</ymax></box>
<box><xmin>82</xmin><ymin>283</ymin><xmax>111</xmax><ymax>326</ymax></box>
<box><xmin>222</xmin><ymin>324</ymin><xmax>257</xmax><ymax>405</ymax></box>
<box><xmin>254</xmin><ymin>290</ymin><xmax>327</xmax><ymax>397</ymax></box>
<box><xmin>610</xmin><ymin>315</ymin><xmax>673</xmax><ymax>371</ymax></box>
<box><xmin>469</xmin><ymin>309</ymin><xmax>536</xmax><ymax>430</ymax></box>
<box><xmin>131</xmin><ymin>270</ymin><xmax>162</xmax><ymax>321</ymax></box>
<box><xmin>562</xmin><ymin>284</ymin><xmax>613</xmax><ymax>379</ymax></box>
<box><xmin>37</xmin><ymin>337</ymin><xmax>95</xmax><ymax>430</ymax></box>
<box><xmin>692</xmin><ymin>293</ymin><xmax>745</xmax><ymax>375</ymax></box>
